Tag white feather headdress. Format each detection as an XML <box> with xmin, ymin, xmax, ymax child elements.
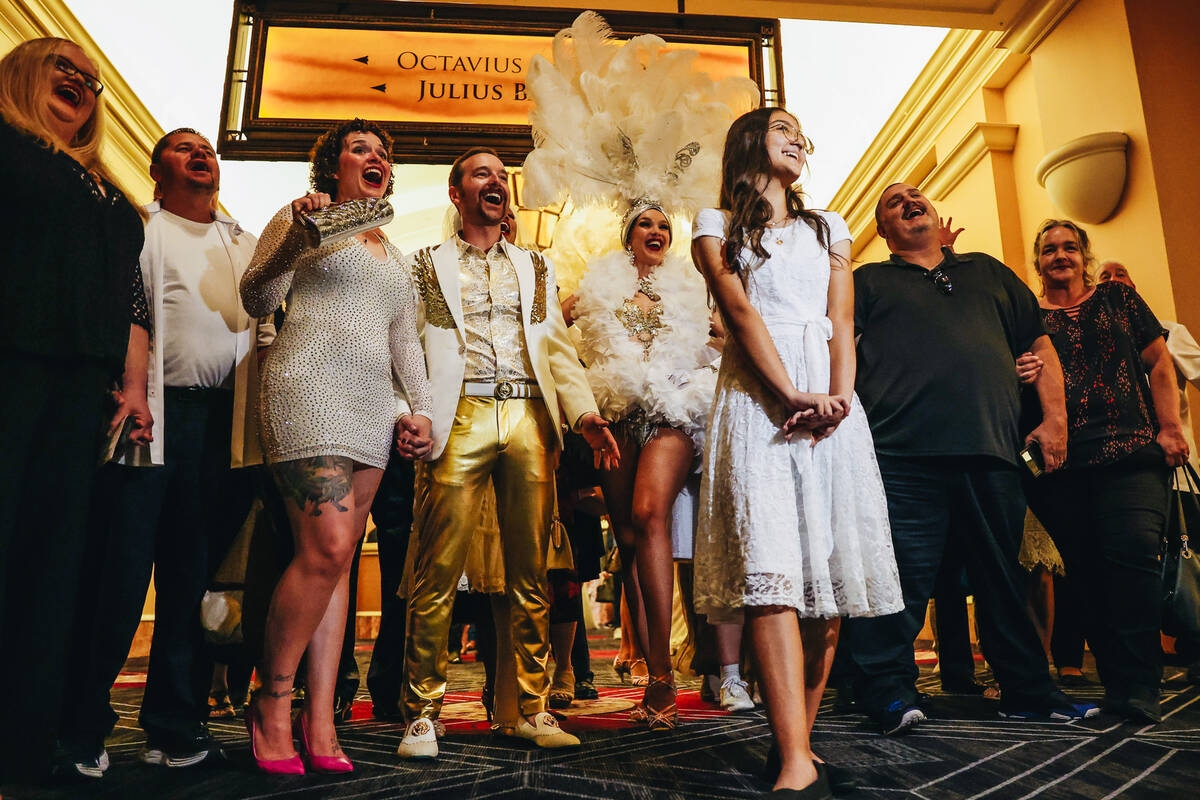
<box><xmin>521</xmin><ymin>12</ymin><xmax>760</xmax><ymax>220</ymax></box>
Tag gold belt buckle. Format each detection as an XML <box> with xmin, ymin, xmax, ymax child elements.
<box><xmin>495</xmin><ymin>381</ymin><xmax>514</xmax><ymax>399</ymax></box>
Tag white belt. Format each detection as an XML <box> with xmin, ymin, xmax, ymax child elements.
<box><xmin>461</xmin><ymin>381</ymin><xmax>543</xmax><ymax>399</ymax></box>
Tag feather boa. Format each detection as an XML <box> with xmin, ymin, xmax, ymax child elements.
<box><xmin>572</xmin><ymin>250</ymin><xmax>716</xmax><ymax>447</ymax></box>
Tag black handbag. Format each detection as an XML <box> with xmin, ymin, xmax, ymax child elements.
<box><xmin>1161</xmin><ymin>463</ymin><xmax>1200</xmax><ymax>638</ymax></box>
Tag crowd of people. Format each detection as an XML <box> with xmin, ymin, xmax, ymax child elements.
<box><xmin>0</xmin><ymin>30</ymin><xmax>1194</xmax><ymax>800</ymax></box>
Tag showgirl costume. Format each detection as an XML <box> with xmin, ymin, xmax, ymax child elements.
<box><xmin>571</xmin><ymin>247</ymin><xmax>715</xmax><ymax>454</ymax></box>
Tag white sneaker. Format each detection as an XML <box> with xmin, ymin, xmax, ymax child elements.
<box><xmin>720</xmin><ymin>678</ymin><xmax>756</xmax><ymax>712</ymax></box>
<box><xmin>396</xmin><ymin>718</ymin><xmax>438</xmax><ymax>759</ymax></box>
<box><xmin>72</xmin><ymin>748</ymin><xmax>110</xmax><ymax>778</ymax></box>
<box><xmin>511</xmin><ymin>711</ymin><xmax>580</xmax><ymax>749</ymax></box>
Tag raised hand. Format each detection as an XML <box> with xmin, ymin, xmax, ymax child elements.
<box><xmin>938</xmin><ymin>216</ymin><xmax>964</xmax><ymax>250</ymax></box>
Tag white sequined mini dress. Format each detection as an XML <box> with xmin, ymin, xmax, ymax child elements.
<box><xmin>240</xmin><ymin>206</ymin><xmax>433</xmax><ymax>469</ymax></box>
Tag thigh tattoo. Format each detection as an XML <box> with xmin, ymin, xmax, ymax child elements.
<box><xmin>274</xmin><ymin>455</ymin><xmax>353</xmax><ymax>516</ymax></box>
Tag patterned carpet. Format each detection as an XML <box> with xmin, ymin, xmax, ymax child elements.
<box><xmin>3</xmin><ymin>634</ymin><xmax>1198</xmax><ymax>799</ymax></box>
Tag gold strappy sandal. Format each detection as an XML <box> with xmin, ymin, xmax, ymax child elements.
<box><xmin>628</xmin><ymin>674</ymin><xmax>678</xmax><ymax>730</ymax></box>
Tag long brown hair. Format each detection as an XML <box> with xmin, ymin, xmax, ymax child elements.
<box><xmin>719</xmin><ymin>107</ymin><xmax>830</xmax><ymax>273</ymax></box>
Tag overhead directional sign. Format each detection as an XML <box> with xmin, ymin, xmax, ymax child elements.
<box><xmin>255</xmin><ymin>26</ymin><xmax>753</xmax><ymax>128</ymax></box>
<box><xmin>218</xmin><ymin>2</ymin><xmax>781</xmax><ymax>163</ymax></box>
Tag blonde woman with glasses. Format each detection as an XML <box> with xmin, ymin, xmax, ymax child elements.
<box><xmin>0</xmin><ymin>37</ymin><xmax>149</xmax><ymax>783</ymax></box>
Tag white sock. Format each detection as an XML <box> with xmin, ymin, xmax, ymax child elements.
<box><xmin>720</xmin><ymin>664</ymin><xmax>741</xmax><ymax>684</ymax></box>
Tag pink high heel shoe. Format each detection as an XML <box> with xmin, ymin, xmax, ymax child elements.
<box><xmin>245</xmin><ymin>700</ymin><xmax>305</xmax><ymax>775</ymax></box>
<box><xmin>294</xmin><ymin>714</ymin><xmax>353</xmax><ymax>773</ymax></box>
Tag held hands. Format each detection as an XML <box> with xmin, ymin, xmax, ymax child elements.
<box><xmin>782</xmin><ymin>392</ymin><xmax>850</xmax><ymax>444</ymax></box>
<box><xmin>395</xmin><ymin>414</ymin><xmax>433</xmax><ymax>460</ymax></box>
<box><xmin>1158</xmin><ymin>425</ymin><xmax>1191</xmax><ymax>468</ymax></box>
<box><xmin>580</xmin><ymin>413</ymin><xmax>621</xmax><ymax>471</ymax></box>
<box><xmin>1016</xmin><ymin>351</ymin><xmax>1044</xmax><ymax>384</ymax></box>
<box><xmin>290</xmin><ymin>192</ymin><xmax>332</xmax><ymax>230</ymax></box>
<box><xmin>1026</xmin><ymin>415</ymin><xmax>1067</xmax><ymax>473</ymax></box>
<box><xmin>108</xmin><ymin>388</ymin><xmax>154</xmax><ymax>447</ymax></box>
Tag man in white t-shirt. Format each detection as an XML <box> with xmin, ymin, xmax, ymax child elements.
<box><xmin>56</xmin><ymin>129</ymin><xmax>275</xmax><ymax>778</ymax></box>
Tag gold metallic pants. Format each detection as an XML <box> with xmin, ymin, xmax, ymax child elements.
<box><xmin>403</xmin><ymin>396</ymin><xmax>557</xmax><ymax>720</ymax></box>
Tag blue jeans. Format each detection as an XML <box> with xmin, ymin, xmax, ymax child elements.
<box><xmin>842</xmin><ymin>455</ymin><xmax>1057</xmax><ymax>715</ymax></box>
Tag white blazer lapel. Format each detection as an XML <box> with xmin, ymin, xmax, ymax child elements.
<box><xmin>432</xmin><ymin>239</ymin><xmax>466</xmax><ymax>334</ymax></box>
<box><xmin>504</xmin><ymin>240</ymin><xmax>535</xmax><ymax>326</ymax></box>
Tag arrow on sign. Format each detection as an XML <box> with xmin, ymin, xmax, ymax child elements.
<box><xmin>353</xmin><ymin>55</ymin><xmax>368</xmax><ymax>64</ymax></box>
<box><xmin>370</xmin><ymin>84</ymin><xmax>386</xmax><ymax>93</ymax></box>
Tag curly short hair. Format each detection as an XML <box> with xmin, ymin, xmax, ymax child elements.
<box><xmin>308</xmin><ymin>118</ymin><xmax>394</xmax><ymax>198</ymax></box>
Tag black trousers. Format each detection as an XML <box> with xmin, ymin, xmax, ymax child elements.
<box><xmin>0</xmin><ymin>351</ymin><xmax>111</xmax><ymax>782</ymax></box>
<box><xmin>61</xmin><ymin>387</ymin><xmax>258</xmax><ymax>745</ymax></box>
<box><xmin>1050</xmin><ymin>572</ymin><xmax>1087</xmax><ymax>670</ymax></box>
<box><xmin>932</xmin><ymin>555</ymin><xmax>978</xmax><ymax>687</ymax></box>
<box><xmin>548</xmin><ymin>569</ymin><xmax>592</xmax><ymax>682</ymax></box>
<box><xmin>842</xmin><ymin>455</ymin><xmax>1057</xmax><ymax>714</ymax></box>
<box><xmin>366</xmin><ymin>457</ymin><xmax>415</xmax><ymax>711</ymax></box>
<box><xmin>1024</xmin><ymin>446</ymin><xmax>1170</xmax><ymax>703</ymax></box>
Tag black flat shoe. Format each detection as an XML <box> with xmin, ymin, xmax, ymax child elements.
<box><xmin>820</xmin><ymin>761</ymin><xmax>862</xmax><ymax>794</ymax></box>
<box><xmin>1057</xmin><ymin>672</ymin><xmax>1092</xmax><ymax>687</ymax></box>
<box><xmin>765</xmin><ymin>745</ymin><xmax>859</xmax><ymax>796</ymax></box>
<box><xmin>765</xmin><ymin>764</ymin><xmax>833</xmax><ymax>798</ymax></box>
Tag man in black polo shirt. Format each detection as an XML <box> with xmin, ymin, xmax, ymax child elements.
<box><xmin>842</xmin><ymin>183</ymin><xmax>1096</xmax><ymax>734</ymax></box>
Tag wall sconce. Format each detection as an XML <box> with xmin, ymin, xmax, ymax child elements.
<box><xmin>1035</xmin><ymin>132</ymin><xmax>1130</xmax><ymax>223</ymax></box>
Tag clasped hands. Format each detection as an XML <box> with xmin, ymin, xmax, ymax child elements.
<box><xmin>783</xmin><ymin>392</ymin><xmax>851</xmax><ymax>444</ymax></box>
<box><xmin>108</xmin><ymin>388</ymin><xmax>154</xmax><ymax>447</ymax></box>
<box><xmin>395</xmin><ymin>414</ymin><xmax>433</xmax><ymax>460</ymax></box>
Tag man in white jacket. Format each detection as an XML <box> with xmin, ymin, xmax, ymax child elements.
<box><xmin>56</xmin><ymin>129</ymin><xmax>275</xmax><ymax>778</ymax></box>
<box><xmin>395</xmin><ymin>148</ymin><xmax>618</xmax><ymax>759</ymax></box>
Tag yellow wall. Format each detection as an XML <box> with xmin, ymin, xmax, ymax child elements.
<box><xmin>847</xmin><ymin>0</ymin><xmax>1187</xmax><ymax>315</ymax></box>
<box><xmin>1124</xmin><ymin>0</ymin><xmax>1200</xmax><ymax>334</ymax></box>
<box><xmin>835</xmin><ymin>0</ymin><xmax>1198</xmax><ymax>446</ymax></box>
<box><xmin>1026</xmin><ymin>0</ymin><xmax>1174</xmax><ymax>317</ymax></box>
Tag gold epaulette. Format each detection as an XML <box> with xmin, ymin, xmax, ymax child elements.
<box><xmin>530</xmin><ymin>250</ymin><xmax>548</xmax><ymax>324</ymax></box>
<box><xmin>412</xmin><ymin>247</ymin><xmax>457</xmax><ymax>329</ymax></box>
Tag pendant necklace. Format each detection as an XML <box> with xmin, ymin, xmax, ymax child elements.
<box><xmin>637</xmin><ymin>275</ymin><xmax>661</xmax><ymax>302</ymax></box>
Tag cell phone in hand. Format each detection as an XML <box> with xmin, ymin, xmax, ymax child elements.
<box><xmin>1020</xmin><ymin>441</ymin><xmax>1045</xmax><ymax>477</ymax></box>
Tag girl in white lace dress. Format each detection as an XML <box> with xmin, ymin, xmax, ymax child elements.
<box><xmin>692</xmin><ymin>108</ymin><xmax>902</xmax><ymax>798</ymax></box>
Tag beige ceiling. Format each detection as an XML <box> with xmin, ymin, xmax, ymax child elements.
<box><xmin>422</xmin><ymin>0</ymin><xmax>1050</xmax><ymax>30</ymax></box>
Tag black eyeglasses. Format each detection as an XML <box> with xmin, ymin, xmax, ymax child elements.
<box><xmin>927</xmin><ymin>266</ymin><xmax>953</xmax><ymax>295</ymax></box>
<box><xmin>52</xmin><ymin>55</ymin><xmax>103</xmax><ymax>97</ymax></box>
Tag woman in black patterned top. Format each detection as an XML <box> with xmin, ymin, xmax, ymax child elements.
<box><xmin>1022</xmin><ymin>218</ymin><xmax>1188</xmax><ymax>724</ymax></box>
